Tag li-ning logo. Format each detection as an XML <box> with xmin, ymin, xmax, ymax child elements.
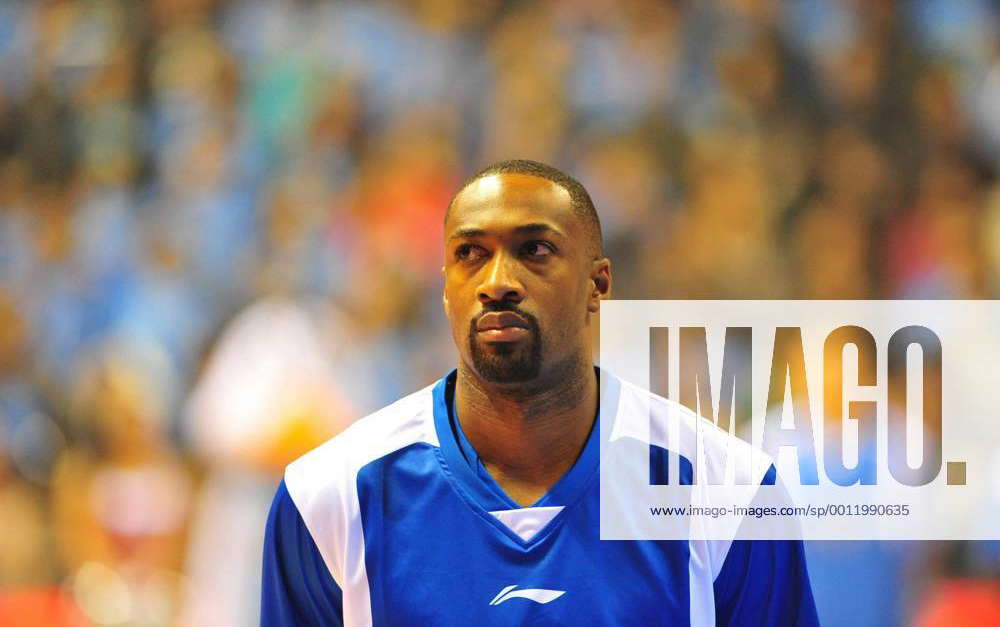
<box><xmin>489</xmin><ymin>585</ymin><xmax>566</xmax><ymax>606</ymax></box>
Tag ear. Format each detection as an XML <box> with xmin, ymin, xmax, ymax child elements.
<box><xmin>587</xmin><ymin>258</ymin><xmax>612</xmax><ymax>313</ymax></box>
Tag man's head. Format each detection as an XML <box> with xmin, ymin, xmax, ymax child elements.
<box><xmin>442</xmin><ymin>159</ymin><xmax>612</xmax><ymax>388</ymax></box>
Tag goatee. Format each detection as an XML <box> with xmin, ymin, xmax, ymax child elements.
<box><xmin>468</xmin><ymin>306</ymin><xmax>543</xmax><ymax>383</ymax></box>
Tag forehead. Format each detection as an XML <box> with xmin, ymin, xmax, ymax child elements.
<box><xmin>446</xmin><ymin>173</ymin><xmax>577</xmax><ymax>236</ymax></box>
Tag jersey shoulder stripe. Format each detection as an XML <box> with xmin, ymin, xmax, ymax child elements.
<box><xmin>282</xmin><ymin>379</ymin><xmax>438</xmax><ymax>626</ymax></box>
<box><xmin>612</xmin><ymin>375</ymin><xmax>775</xmax><ymax>487</ymax></box>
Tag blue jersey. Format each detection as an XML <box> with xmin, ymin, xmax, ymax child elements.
<box><xmin>261</xmin><ymin>370</ymin><xmax>818</xmax><ymax>626</ymax></box>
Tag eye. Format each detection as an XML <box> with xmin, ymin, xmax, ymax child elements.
<box><xmin>455</xmin><ymin>243</ymin><xmax>488</xmax><ymax>263</ymax></box>
<box><xmin>521</xmin><ymin>241</ymin><xmax>555</xmax><ymax>259</ymax></box>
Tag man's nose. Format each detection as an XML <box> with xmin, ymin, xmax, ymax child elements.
<box><xmin>478</xmin><ymin>251</ymin><xmax>524</xmax><ymax>305</ymax></box>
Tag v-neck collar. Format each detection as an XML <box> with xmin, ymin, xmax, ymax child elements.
<box><xmin>432</xmin><ymin>367</ymin><xmax>610</xmax><ymax>516</ymax></box>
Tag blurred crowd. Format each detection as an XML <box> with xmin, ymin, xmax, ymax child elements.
<box><xmin>0</xmin><ymin>0</ymin><xmax>997</xmax><ymax>625</ymax></box>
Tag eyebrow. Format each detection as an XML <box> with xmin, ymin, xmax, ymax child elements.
<box><xmin>448</xmin><ymin>223</ymin><xmax>564</xmax><ymax>241</ymax></box>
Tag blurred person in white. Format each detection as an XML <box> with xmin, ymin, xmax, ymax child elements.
<box><xmin>179</xmin><ymin>298</ymin><xmax>356</xmax><ymax>627</ymax></box>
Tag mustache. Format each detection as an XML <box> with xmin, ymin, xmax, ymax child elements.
<box><xmin>471</xmin><ymin>302</ymin><xmax>540</xmax><ymax>331</ymax></box>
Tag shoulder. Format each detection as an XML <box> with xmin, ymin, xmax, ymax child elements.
<box><xmin>285</xmin><ymin>379</ymin><xmax>440</xmax><ymax>496</ymax></box>
<box><xmin>608</xmin><ymin>373</ymin><xmax>773</xmax><ymax>485</ymax></box>
<box><xmin>278</xmin><ymin>378</ymin><xmax>442</xmax><ymax>584</ymax></box>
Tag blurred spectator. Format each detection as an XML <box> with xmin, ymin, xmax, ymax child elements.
<box><xmin>179</xmin><ymin>298</ymin><xmax>355</xmax><ymax>626</ymax></box>
<box><xmin>51</xmin><ymin>337</ymin><xmax>191</xmax><ymax>626</ymax></box>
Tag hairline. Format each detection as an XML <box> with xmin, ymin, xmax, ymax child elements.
<box><xmin>445</xmin><ymin>161</ymin><xmax>603</xmax><ymax>258</ymax></box>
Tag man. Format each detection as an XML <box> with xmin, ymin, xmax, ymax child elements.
<box><xmin>261</xmin><ymin>160</ymin><xmax>819</xmax><ymax>625</ymax></box>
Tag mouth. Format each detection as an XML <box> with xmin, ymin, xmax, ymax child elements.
<box><xmin>475</xmin><ymin>311</ymin><xmax>531</xmax><ymax>343</ymax></box>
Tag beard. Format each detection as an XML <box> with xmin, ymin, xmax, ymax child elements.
<box><xmin>468</xmin><ymin>306</ymin><xmax>543</xmax><ymax>383</ymax></box>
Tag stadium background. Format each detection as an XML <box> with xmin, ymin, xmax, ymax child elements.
<box><xmin>0</xmin><ymin>0</ymin><xmax>998</xmax><ymax>624</ymax></box>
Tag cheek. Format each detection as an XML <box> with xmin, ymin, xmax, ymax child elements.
<box><xmin>443</xmin><ymin>287</ymin><xmax>473</xmax><ymax>338</ymax></box>
<box><xmin>443</xmin><ymin>281</ymin><xmax>461</xmax><ymax>317</ymax></box>
<box><xmin>541</xmin><ymin>279</ymin><xmax>590</xmax><ymax>335</ymax></box>
<box><xmin>567</xmin><ymin>275</ymin><xmax>592</xmax><ymax>314</ymax></box>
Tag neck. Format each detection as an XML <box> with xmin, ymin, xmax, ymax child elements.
<box><xmin>454</xmin><ymin>355</ymin><xmax>597</xmax><ymax>506</ymax></box>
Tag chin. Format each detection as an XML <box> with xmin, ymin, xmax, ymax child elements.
<box><xmin>472</xmin><ymin>352</ymin><xmax>541</xmax><ymax>384</ymax></box>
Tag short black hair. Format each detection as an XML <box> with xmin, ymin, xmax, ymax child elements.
<box><xmin>446</xmin><ymin>159</ymin><xmax>604</xmax><ymax>257</ymax></box>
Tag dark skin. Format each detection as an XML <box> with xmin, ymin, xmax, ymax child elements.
<box><xmin>442</xmin><ymin>173</ymin><xmax>612</xmax><ymax>506</ymax></box>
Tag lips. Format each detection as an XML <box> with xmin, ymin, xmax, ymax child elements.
<box><xmin>476</xmin><ymin>311</ymin><xmax>529</xmax><ymax>332</ymax></box>
<box><xmin>475</xmin><ymin>311</ymin><xmax>532</xmax><ymax>343</ymax></box>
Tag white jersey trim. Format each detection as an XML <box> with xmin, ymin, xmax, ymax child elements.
<box><xmin>610</xmin><ymin>376</ymin><xmax>775</xmax><ymax>624</ymax></box>
<box><xmin>283</xmin><ymin>380</ymin><xmax>440</xmax><ymax>627</ymax></box>
<box><xmin>487</xmin><ymin>506</ymin><xmax>566</xmax><ymax>543</ymax></box>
